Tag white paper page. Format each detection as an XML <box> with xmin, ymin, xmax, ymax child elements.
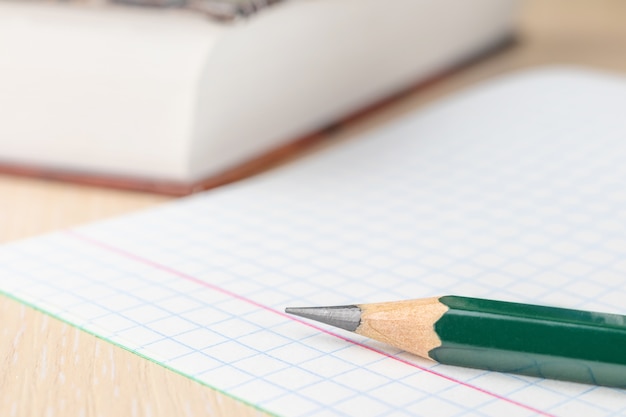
<box><xmin>2</xmin><ymin>67</ymin><xmax>626</xmax><ymax>417</ymax></box>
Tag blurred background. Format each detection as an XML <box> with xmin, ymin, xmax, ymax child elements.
<box><xmin>0</xmin><ymin>0</ymin><xmax>625</xmax><ymax>243</ymax></box>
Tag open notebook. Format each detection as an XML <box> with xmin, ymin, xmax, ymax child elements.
<box><xmin>2</xmin><ymin>68</ymin><xmax>626</xmax><ymax>416</ymax></box>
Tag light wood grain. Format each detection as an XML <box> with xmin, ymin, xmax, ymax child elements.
<box><xmin>358</xmin><ymin>298</ymin><xmax>448</xmax><ymax>359</ymax></box>
<box><xmin>0</xmin><ymin>175</ymin><xmax>170</xmax><ymax>243</ymax></box>
<box><xmin>1</xmin><ymin>0</ymin><xmax>625</xmax><ymax>415</ymax></box>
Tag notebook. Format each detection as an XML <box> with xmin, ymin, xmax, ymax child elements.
<box><xmin>2</xmin><ymin>67</ymin><xmax>626</xmax><ymax>417</ymax></box>
<box><xmin>0</xmin><ymin>0</ymin><xmax>517</xmax><ymax>194</ymax></box>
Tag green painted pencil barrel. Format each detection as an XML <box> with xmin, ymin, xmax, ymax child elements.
<box><xmin>429</xmin><ymin>296</ymin><xmax>626</xmax><ymax>387</ymax></box>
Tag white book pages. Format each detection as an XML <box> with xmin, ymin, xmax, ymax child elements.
<box><xmin>0</xmin><ymin>0</ymin><xmax>517</xmax><ymax>183</ymax></box>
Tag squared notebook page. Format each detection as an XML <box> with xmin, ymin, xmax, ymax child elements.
<box><xmin>2</xmin><ymin>67</ymin><xmax>626</xmax><ymax>417</ymax></box>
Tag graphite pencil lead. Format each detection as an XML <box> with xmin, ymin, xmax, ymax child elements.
<box><xmin>285</xmin><ymin>305</ymin><xmax>362</xmax><ymax>332</ymax></box>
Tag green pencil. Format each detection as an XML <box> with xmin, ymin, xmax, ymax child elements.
<box><xmin>285</xmin><ymin>296</ymin><xmax>626</xmax><ymax>387</ymax></box>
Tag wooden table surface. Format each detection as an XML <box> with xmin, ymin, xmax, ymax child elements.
<box><xmin>1</xmin><ymin>1</ymin><xmax>625</xmax><ymax>415</ymax></box>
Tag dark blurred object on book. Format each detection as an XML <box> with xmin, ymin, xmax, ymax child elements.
<box><xmin>113</xmin><ymin>0</ymin><xmax>283</xmax><ymax>20</ymax></box>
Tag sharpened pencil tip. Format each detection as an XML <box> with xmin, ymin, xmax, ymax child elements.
<box><xmin>285</xmin><ymin>305</ymin><xmax>362</xmax><ymax>332</ymax></box>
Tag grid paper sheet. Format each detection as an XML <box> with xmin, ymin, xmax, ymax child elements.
<box><xmin>2</xmin><ymin>68</ymin><xmax>626</xmax><ymax>417</ymax></box>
